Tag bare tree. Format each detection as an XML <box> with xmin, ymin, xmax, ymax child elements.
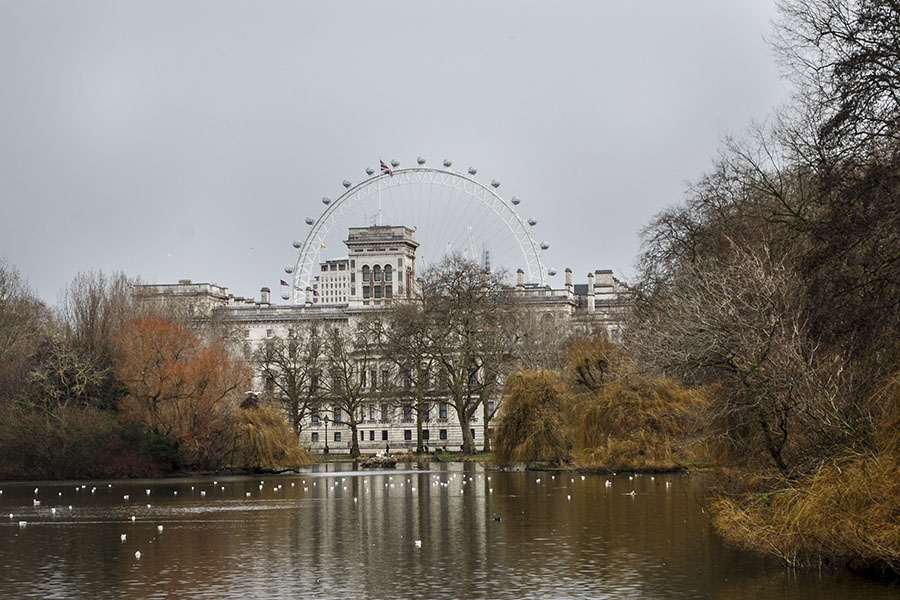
<box><xmin>255</xmin><ymin>321</ymin><xmax>323</xmax><ymax>435</ymax></box>
<box><xmin>0</xmin><ymin>259</ymin><xmax>48</xmax><ymax>404</ymax></box>
<box><xmin>420</xmin><ymin>256</ymin><xmax>521</xmax><ymax>454</ymax></box>
<box><xmin>630</xmin><ymin>241</ymin><xmax>849</xmax><ymax>474</ymax></box>
<box><xmin>322</xmin><ymin>321</ymin><xmax>376</xmax><ymax>458</ymax></box>
<box><xmin>377</xmin><ymin>303</ymin><xmax>436</xmax><ymax>454</ymax></box>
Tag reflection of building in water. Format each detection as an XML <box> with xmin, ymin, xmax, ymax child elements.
<box><xmin>136</xmin><ymin>225</ymin><xmax>632</xmax><ymax>455</ymax></box>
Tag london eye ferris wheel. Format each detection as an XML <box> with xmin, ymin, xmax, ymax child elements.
<box><xmin>284</xmin><ymin>158</ymin><xmax>554</xmax><ymax>304</ymax></box>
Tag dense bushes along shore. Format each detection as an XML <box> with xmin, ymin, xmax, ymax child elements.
<box><xmin>494</xmin><ymin>0</ymin><xmax>900</xmax><ymax>576</ymax></box>
<box><xmin>0</xmin><ymin>270</ymin><xmax>311</xmax><ymax>479</ymax></box>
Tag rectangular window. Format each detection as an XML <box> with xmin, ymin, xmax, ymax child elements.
<box><xmin>422</xmin><ymin>429</ymin><xmax>430</xmax><ymax>440</ymax></box>
<box><xmin>381</xmin><ymin>369</ymin><xmax>390</xmax><ymax>388</ymax></box>
<box><xmin>360</xmin><ymin>430</ymin><xmax>365</xmax><ymax>441</ymax></box>
<box><xmin>374</xmin><ymin>286</ymin><xmax>382</xmax><ymax>299</ymax></box>
<box><xmin>439</xmin><ymin>402</ymin><xmax>447</xmax><ymax>419</ymax></box>
<box><xmin>288</xmin><ymin>328</ymin><xmax>294</xmax><ymax>338</ymax></box>
<box><xmin>311</xmin><ymin>432</ymin><xmax>319</xmax><ymax>442</ymax></box>
<box><xmin>439</xmin><ymin>429</ymin><xmax>447</xmax><ymax>440</ymax></box>
<box><xmin>363</xmin><ymin>286</ymin><xmax>370</xmax><ymax>299</ymax></box>
<box><xmin>334</xmin><ymin>431</ymin><xmax>341</xmax><ymax>442</ymax></box>
<box><xmin>422</xmin><ymin>403</ymin><xmax>430</xmax><ymax>422</ymax></box>
<box><xmin>370</xmin><ymin>369</ymin><xmax>377</xmax><ymax>390</ymax></box>
<box><xmin>470</xmin><ymin>428</ymin><xmax>476</xmax><ymax>441</ymax></box>
<box><xmin>244</xmin><ymin>330</ymin><xmax>250</xmax><ymax>339</ymax></box>
<box><xmin>403</xmin><ymin>404</ymin><xmax>412</xmax><ymax>421</ymax></box>
<box><xmin>487</xmin><ymin>401</ymin><xmax>495</xmax><ymax>418</ymax></box>
<box><xmin>369</xmin><ymin>404</ymin><xmax>376</xmax><ymax>421</ymax></box>
<box><xmin>381</xmin><ymin>403</ymin><xmax>389</xmax><ymax>421</ymax></box>
<box><xmin>266</xmin><ymin>329</ymin><xmax>273</xmax><ymax>338</ymax></box>
<box><xmin>404</xmin><ymin>429</ymin><xmax>412</xmax><ymax>441</ymax></box>
<box><xmin>404</xmin><ymin>370</ymin><xmax>412</xmax><ymax>388</ymax></box>
<box><xmin>369</xmin><ymin>430</ymin><xmax>375</xmax><ymax>441</ymax></box>
<box><xmin>333</xmin><ymin>407</ymin><xmax>341</xmax><ymax>423</ymax></box>
<box><xmin>385</xmin><ymin>285</ymin><xmax>392</xmax><ymax>298</ymax></box>
<box><xmin>381</xmin><ymin>430</ymin><xmax>388</xmax><ymax>441</ymax></box>
<box><xmin>398</xmin><ymin>257</ymin><xmax>403</xmax><ymax>267</ymax></box>
<box><xmin>311</xmin><ymin>409</ymin><xmax>319</xmax><ymax>424</ymax></box>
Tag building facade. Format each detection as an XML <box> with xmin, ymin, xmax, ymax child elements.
<box><xmin>136</xmin><ymin>225</ymin><xmax>631</xmax><ymax>455</ymax></box>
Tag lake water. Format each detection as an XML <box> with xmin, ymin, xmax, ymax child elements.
<box><xmin>1</xmin><ymin>463</ymin><xmax>896</xmax><ymax>599</ymax></box>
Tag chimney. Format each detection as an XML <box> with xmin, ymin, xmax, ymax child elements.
<box><xmin>564</xmin><ymin>268</ymin><xmax>573</xmax><ymax>291</ymax></box>
<box><xmin>516</xmin><ymin>268</ymin><xmax>525</xmax><ymax>291</ymax></box>
<box><xmin>305</xmin><ymin>286</ymin><xmax>314</xmax><ymax>306</ymax></box>
<box><xmin>260</xmin><ymin>287</ymin><xmax>270</xmax><ymax>304</ymax></box>
<box><xmin>586</xmin><ymin>272</ymin><xmax>595</xmax><ymax>313</ymax></box>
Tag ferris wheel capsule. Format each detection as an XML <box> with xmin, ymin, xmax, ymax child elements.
<box><xmin>491</xmin><ymin>179</ymin><xmax>501</xmax><ymax>188</ymax></box>
<box><xmin>390</xmin><ymin>159</ymin><xmax>400</xmax><ymax>168</ymax></box>
<box><xmin>284</xmin><ymin>265</ymin><xmax>294</xmax><ymax>274</ymax></box>
<box><xmin>528</xmin><ymin>218</ymin><xmax>537</xmax><ymax>226</ymax></box>
<box><xmin>293</xmin><ymin>240</ymin><xmax>302</xmax><ymax>248</ymax></box>
<box><xmin>417</xmin><ymin>156</ymin><xmax>426</xmax><ymax>165</ymax></box>
<box><xmin>511</xmin><ymin>197</ymin><xmax>521</xmax><ymax>205</ymax></box>
<box><xmin>322</xmin><ymin>197</ymin><xmax>332</xmax><ymax>205</ymax></box>
<box><xmin>468</xmin><ymin>167</ymin><xmax>477</xmax><ymax>175</ymax></box>
<box><xmin>281</xmin><ymin>293</ymin><xmax>290</xmax><ymax>300</ymax></box>
<box><xmin>305</xmin><ymin>217</ymin><xmax>314</xmax><ymax>225</ymax></box>
<box><xmin>540</xmin><ymin>242</ymin><xmax>550</xmax><ymax>250</ymax></box>
<box><xmin>342</xmin><ymin>180</ymin><xmax>352</xmax><ymax>188</ymax></box>
<box><xmin>443</xmin><ymin>159</ymin><xmax>452</xmax><ymax>167</ymax></box>
<box><xmin>365</xmin><ymin>167</ymin><xmax>375</xmax><ymax>175</ymax></box>
<box><xmin>548</xmin><ymin>268</ymin><xmax>557</xmax><ymax>276</ymax></box>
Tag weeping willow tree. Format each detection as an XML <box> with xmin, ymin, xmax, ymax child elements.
<box><xmin>569</xmin><ymin>375</ymin><xmax>707</xmax><ymax>471</ymax></box>
<box><xmin>492</xmin><ymin>370</ymin><xmax>571</xmax><ymax>466</ymax></box>
<box><xmin>227</xmin><ymin>405</ymin><xmax>313</xmax><ymax>471</ymax></box>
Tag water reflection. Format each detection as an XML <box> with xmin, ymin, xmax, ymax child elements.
<box><xmin>0</xmin><ymin>466</ymin><xmax>896</xmax><ymax>599</ymax></box>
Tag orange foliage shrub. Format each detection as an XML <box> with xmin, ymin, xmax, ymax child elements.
<box><xmin>113</xmin><ymin>316</ymin><xmax>250</xmax><ymax>469</ymax></box>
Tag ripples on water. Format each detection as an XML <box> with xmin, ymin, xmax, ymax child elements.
<box><xmin>1</xmin><ymin>465</ymin><xmax>896</xmax><ymax>599</ymax></box>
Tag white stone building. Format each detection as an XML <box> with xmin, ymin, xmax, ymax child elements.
<box><xmin>136</xmin><ymin>225</ymin><xmax>631</xmax><ymax>455</ymax></box>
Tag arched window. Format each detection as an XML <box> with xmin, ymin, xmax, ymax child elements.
<box><xmin>384</xmin><ymin>264</ymin><xmax>392</xmax><ymax>282</ymax></box>
<box><xmin>373</xmin><ymin>264</ymin><xmax>381</xmax><ymax>282</ymax></box>
<box><xmin>362</xmin><ymin>265</ymin><xmax>370</xmax><ymax>282</ymax></box>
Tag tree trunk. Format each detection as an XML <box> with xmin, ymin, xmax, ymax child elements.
<box><xmin>459</xmin><ymin>413</ymin><xmax>474</xmax><ymax>454</ymax></box>
<box><xmin>482</xmin><ymin>401</ymin><xmax>491</xmax><ymax>452</ymax></box>
<box><xmin>416</xmin><ymin>394</ymin><xmax>424</xmax><ymax>454</ymax></box>
<box><xmin>349</xmin><ymin>419</ymin><xmax>360</xmax><ymax>458</ymax></box>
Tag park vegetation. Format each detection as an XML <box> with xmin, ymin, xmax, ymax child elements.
<box><xmin>0</xmin><ymin>265</ymin><xmax>311</xmax><ymax>479</ymax></box>
<box><xmin>493</xmin><ymin>0</ymin><xmax>900</xmax><ymax>575</ymax></box>
<box><xmin>492</xmin><ymin>336</ymin><xmax>706</xmax><ymax>471</ymax></box>
<box><xmin>628</xmin><ymin>0</ymin><xmax>900</xmax><ymax>574</ymax></box>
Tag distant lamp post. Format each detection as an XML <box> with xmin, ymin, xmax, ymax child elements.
<box><xmin>323</xmin><ymin>415</ymin><xmax>330</xmax><ymax>454</ymax></box>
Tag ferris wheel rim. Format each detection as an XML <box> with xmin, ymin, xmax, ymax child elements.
<box><xmin>289</xmin><ymin>165</ymin><xmax>546</xmax><ymax>304</ymax></box>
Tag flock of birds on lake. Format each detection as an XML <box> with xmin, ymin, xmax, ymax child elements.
<box><xmin>5</xmin><ymin>472</ymin><xmax>675</xmax><ymax>560</ymax></box>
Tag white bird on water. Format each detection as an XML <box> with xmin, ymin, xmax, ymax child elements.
<box><xmin>414</xmin><ymin>540</ymin><xmax>422</xmax><ymax>548</ymax></box>
<box><xmin>134</xmin><ymin>551</ymin><xmax>141</xmax><ymax>559</ymax></box>
<box><xmin>121</xmin><ymin>534</ymin><xmax>127</xmax><ymax>542</ymax></box>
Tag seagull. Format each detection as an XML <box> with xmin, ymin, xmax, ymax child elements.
<box><xmin>605</xmin><ymin>480</ymin><xmax>612</xmax><ymax>487</ymax></box>
<box><xmin>135</xmin><ymin>551</ymin><xmax>141</xmax><ymax>559</ymax></box>
<box><xmin>157</xmin><ymin>525</ymin><xmax>164</xmax><ymax>533</ymax></box>
<box><xmin>121</xmin><ymin>534</ymin><xmax>127</xmax><ymax>542</ymax></box>
<box><xmin>627</xmin><ymin>490</ymin><xmax>636</xmax><ymax>497</ymax></box>
<box><xmin>414</xmin><ymin>540</ymin><xmax>422</xmax><ymax>548</ymax></box>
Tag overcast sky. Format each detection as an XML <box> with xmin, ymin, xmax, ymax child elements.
<box><xmin>0</xmin><ymin>1</ymin><xmax>788</xmax><ymax>304</ymax></box>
